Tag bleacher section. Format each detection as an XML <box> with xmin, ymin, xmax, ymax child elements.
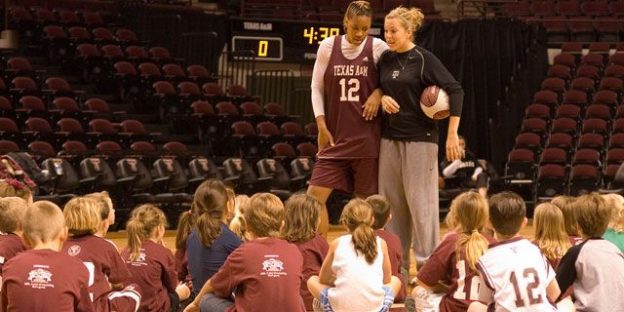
<box><xmin>2</xmin><ymin>1</ymin><xmax>317</xmax><ymax>226</ymax></box>
<box><xmin>506</xmin><ymin>42</ymin><xmax>624</xmax><ymax>203</ymax></box>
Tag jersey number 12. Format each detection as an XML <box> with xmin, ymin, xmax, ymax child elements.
<box><xmin>339</xmin><ymin>78</ymin><xmax>360</xmax><ymax>102</ymax></box>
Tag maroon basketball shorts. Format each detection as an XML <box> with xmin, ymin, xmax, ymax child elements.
<box><xmin>309</xmin><ymin>157</ymin><xmax>378</xmax><ymax>196</ymax></box>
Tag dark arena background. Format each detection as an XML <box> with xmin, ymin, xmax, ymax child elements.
<box><xmin>2</xmin><ymin>0</ymin><xmax>623</xmax><ymax>222</ymax></box>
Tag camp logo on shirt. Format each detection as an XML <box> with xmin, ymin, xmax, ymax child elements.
<box><xmin>261</xmin><ymin>256</ymin><xmax>286</xmax><ymax>278</ymax></box>
<box><xmin>67</xmin><ymin>245</ymin><xmax>81</xmax><ymax>257</ymax></box>
<box><xmin>128</xmin><ymin>251</ymin><xmax>148</xmax><ymax>266</ymax></box>
<box><xmin>25</xmin><ymin>265</ymin><xmax>54</xmax><ymax>289</ymax></box>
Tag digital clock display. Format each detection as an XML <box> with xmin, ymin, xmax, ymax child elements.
<box><xmin>230</xmin><ymin>18</ymin><xmax>381</xmax><ymax>63</ymax></box>
<box><xmin>231</xmin><ymin>36</ymin><xmax>283</xmax><ymax>61</ymax></box>
<box><xmin>303</xmin><ymin>27</ymin><xmax>341</xmax><ymax>45</ymax></box>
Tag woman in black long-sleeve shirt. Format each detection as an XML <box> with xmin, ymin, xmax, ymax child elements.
<box><xmin>377</xmin><ymin>6</ymin><xmax>464</xmax><ymax>268</ymax></box>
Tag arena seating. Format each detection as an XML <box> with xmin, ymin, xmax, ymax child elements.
<box><xmin>507</xmin><ymin>40</ymin><xmax>624</xmax><ymax>202</ymax></box>
<box><xmin>3</xmin><ymin>1</ymin><xmax>317</xmax><ymax>225</ymax></box>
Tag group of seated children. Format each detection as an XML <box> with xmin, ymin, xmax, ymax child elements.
<box><xmin>1</xmin><ymin>176</ymin><xmax>624</xmax><ymax>312</ymax></box>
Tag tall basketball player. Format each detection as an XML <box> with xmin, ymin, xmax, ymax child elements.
<box><xmin>308</xmin><ymin>0</ymin><xmax>388</xmax><ymax>236</ymax></box>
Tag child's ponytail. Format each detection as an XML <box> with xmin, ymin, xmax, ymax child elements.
<box><xmin>126</xmin><ymin>218</ymin><xmax>145</xmax><ymax>262</ymax></box>
<box><xmin>126</xmin><ymin>204</ymin><xmax>168</xmax><ymax>261</ymax></box>
<box><xmin>452</xmin><ymin>192</ymin><xmax>489</xmax><ymax>271</ymax></box>
<box><xmin>341</xmin><ymin>198</ymin><xmax>378</xmax><ymax>264</ymax></box>
<box><xmin>352</xmin><ymin>221</ymin><xmax>378</xmax><ymax>264</ymax></box>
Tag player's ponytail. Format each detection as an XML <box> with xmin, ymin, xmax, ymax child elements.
<box><xmin>453</xmin><ymin>192</ymin><xmax>489</xmax><ymax>272</ymax></box>
<box><xmin>192</xmin><ymin>179</ymin><xmax>228</xmax><ymax>247</ymax></box>
<box><xmin>126</xmin><ymin>204</ymin><xmax>168</xmax><ymax>262</ymax></box>
<box><xmin>341</xmin><ymin>198</ymin><xmax>378</xmax><ymax>264</ymax></box>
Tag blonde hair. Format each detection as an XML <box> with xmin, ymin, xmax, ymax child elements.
<box><xmin>126</xmin><ymin>204</ymin><xmax>168</xmax><ymax>261</ymax></box>
<box><xmin>191</xmin><ymin>180</ymin><xmax>228</xmax><ymax>247</ymax></box>
<box><xmin>385</xmin><ymin>6</ymin><xmax>425</xmax><ymax>37</ymax></box>
<box><xmin>602</xmin><ymin>194</ymin><xmax>624</xmax><ymax>232</ymax></box>
<box><xmin>551</xmin><ymin>195</ymin><xmax>579</xmax><ymax>237</ymax></box>
<box><xmin>282</xmin><ymin>194</ymin><xmax>321</xmax><ymax>242</ymax></box>
<box><xmin>0</xmin><ymin>180</ymin><xmax>32</xmax><ymax>202</ymax></box>
<box><xmin>343</xmin><ymin>1</ymin><xmax>372</xmax><ymax>25</ymax></box>
<box><xmin>245</xmin><ymin>193</ymin><xmax>284</xmax><ymax>238</ymax></box>
<box><xmin>573</xmin><ymin>193</ymin><xmax>613</xmax><ymax>237</ymax></box>
<box><xmin>0</xmin><ymin>197</ymin><xmax>27</xmax><ymax>233</ymax></box>
<box><xmin>229</xmin><ymin>194</ymin><xmax>250</xmax><ymax>238</ymax></box>
<box><xmin>341</xmin><ymin>198</ymin><xmax>377</xmax><ymax>264</ymax></box>
<box><xmin>63</xmin><ymin>197</ymin><xmax>102</xmax><ymax>236</ymax></box>
<box><xmin>85</xmin><ymin>191</ymin><xmax>113</xmax><ymax>221</ymax></box>
<box><xmin>534</xmin><ymin>203</ymin><xmax>571</xmax><ymax>262</ymax></box>
<box><xmin>444</xmin><ymin>204</ymin><xmax>459</xmax><ymax>231</ymax></box>
<box><xmin>452</xmin><ymin>192</ymin><xmax>490</xmax><ymax>272</ymax></box>
<box><xmin>25</xmin><ymin>201</ymin><xmax>65</xmax><ymax>243</ymax></box>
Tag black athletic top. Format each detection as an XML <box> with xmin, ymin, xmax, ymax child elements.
<box><xmin>379</xmin><ymin>45</ymin><xmax>463</xmax><ymax>143</ymax></box>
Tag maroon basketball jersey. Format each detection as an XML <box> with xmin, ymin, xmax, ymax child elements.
<box><xmin>294</xmin><ymin>234</ymin><xmax>329</xmax><ymax>311</ymax></box>
<box><xmin>375</xmin><ymin>229</ymin><xmax>406</xmax><ymax>302</ymax></box>
<box><xmin>417</xmin><ymin>233</ymin><xmax>495</xmax><ymax>312</ymax></box>
<box><xmin>62</xmin><ymin>235</ymin><xmax>131</xmax><ymax>312</ymax></box>
<box><xmin>0</xmin><ymin>233</ymin><xmax>26</xmax><ymax>275</ymax></box>
<box><xmin>320</xmin><ymin>35</ymin><xmax>381</xmax><ymax>159</ymax></box>
<box><xmin>1</xmin><ymin>249</ymin><xmax>93</xmax><ymax>312</ymax></box>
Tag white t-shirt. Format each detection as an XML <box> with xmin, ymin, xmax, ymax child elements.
<box><xmin>311</xmin><ymin>35</ymin><xmax>388</xmax><ymax>117</ymax></box>
<box><xmin>477</xmin><ymin>238</ymin><xmax>558</xmax><ymax>312</ymax></box>
<box><xmin>328</xmin><ymin>235</ymin><xmax>385</xmax><ymax>312</ymax></box>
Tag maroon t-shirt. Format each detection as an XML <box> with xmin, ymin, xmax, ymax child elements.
<box><xmin>417</xmin><ymin>233</ymin><xmax>496</xmax><ymax>312</ymax></box>
<box><xmin>319</xmin><ymin>35</ymin><xmax>381</xmax><ymax>159</ymax></box>
<box><xmin>62</xmin><ymin>235</ymin><xmax>131</xmax><ymax>312</ymax></box>
<box><xmin>210</xmin><ymin>237</ymin><xmax>305</xmax><ymax>312</ymax></box>
<box><xmin>294</xmin><ymin>234</ymin><xmax>329</xmax><ymax>311</ymax></box>
<box><xmin>122</xmin><ymin>240</ymin><xmax>178</xmax><ymax>312</ymax></box>
<box><xmin>1</xmin><ymin>249</ymin><xmax>93</xmax><ymax>312</ymax></box>
<box><xmin>0</xmin><ymin>233</ymin><xmax>26</xmax><ymax>275</ymax></box>
<box><xmin>375</xmin><ymin>229</ymin><xmax>406</xmax><ymax>302</ymax></box>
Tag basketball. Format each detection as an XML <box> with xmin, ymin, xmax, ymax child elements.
<box><xmin>420</xmin><ymin>85</ymin><xmax>450</xmax><ymax>120</ymax></box>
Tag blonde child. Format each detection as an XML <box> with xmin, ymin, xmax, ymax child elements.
<box><xmin>85</xmin><ymin>191</ymin><xmax>115</xmax><ymax>237</ymax></box>
<box><xmin>557</xmin><ymin>193</ymin><xmax>624</xmax><ymax>311</ymax></box>
<box><xmin>185</xmin><ymin>193</ymin><xmax>305</xmax><ymax>312</ymax></box>
<box><xmin>415</xmin><ymin>191</ymin><xmax>494</xmax><ymax>312</ymax></box>
<box><xmin>533</xmin><ymin>202</ymin><xmax>571</xmax><ymax>269</ymax></box>
<box><xmin>0</xmin><ymin>197</ymin><xmax>28</xmax><ymax>276</ymax></box>
<box><xmin>62</xmin><ymin>197</ymin><xmax>140</xmax><ymax>312</ymax></box>
<box><xmin>307</xmin><ymin>198</ymin><xmax>402</xmax><ymax>312</ymax></box>
<box><xmin>1</xmin><ymin>201</ymin><xmax>93</xmax><ymax>311</ymax></box>
<box><xmin>186</xmin><ymin>180</ymin><xmax>242</xmax><ymax>298</ymax></box>
<box><xmin>228</xmin><ymin>194</ymin><xmax>250</xmax><ymax>239</ymax></box>
<box><xmin>469</xmin><ymin>192</ymin><xmax>561</xmax><ymax>312</ymax></box>
<box><xmin>282</xmin><ymin>193</ymin><xmax>329</xmax><ymax>311</ymax></box>
<box><xmin>122</xmin><ymin>204</ymin><xmax>190</xmax><ymax>312</ymax></box>
<box><xmin>366</xmin><ymin>194</ymin><xmax>406</xmax><ymax>303</ymax></box>
<box><xmin>602</xmin><ymin>193</ymin><xmax>624</xmax><ymax>253</ymax></box>
<box><xmin>551</xmin><ymin>195</ymin><xmax>582</xmax><ymax>245</ymax></box>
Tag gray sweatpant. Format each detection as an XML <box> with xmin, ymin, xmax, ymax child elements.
<box><xmin>378</xmin><ymin>139</ymin><xmax>440</xmax><ymax>266</ymax></box>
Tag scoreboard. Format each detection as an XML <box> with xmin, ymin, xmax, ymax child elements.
<box><xmin>229</xmin><ymin>17</ymin><xmax>382</xmax><ymax>63</ymax></box>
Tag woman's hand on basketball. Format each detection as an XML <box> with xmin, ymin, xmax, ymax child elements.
<box><xmin>446</xmin><ymin>132</ymin><xmax>464</xmax><ymax>161</ymax></box>
<box><xmin>381</xmin><ymin>95</ymin><xmax>400</xmax><ymax>114</ymax></box>
<box><xmin>317</xmin><ymin>127</ymin><xmax>335</xmax><ymax>151</ymax></box>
